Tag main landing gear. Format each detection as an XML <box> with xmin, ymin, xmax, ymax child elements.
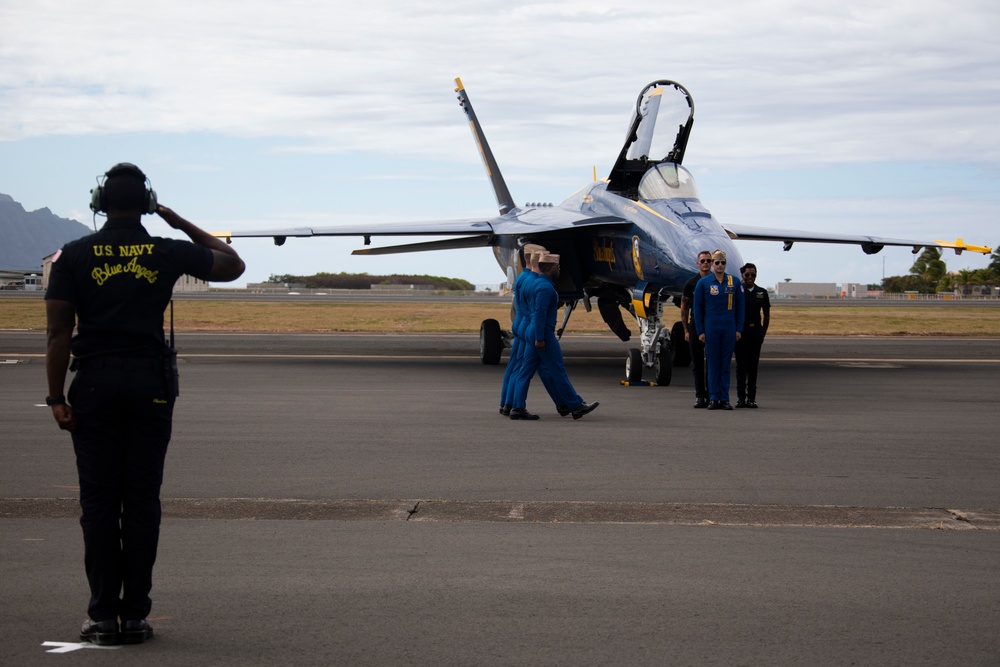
<box><xmin>479</xmin><ymin>297</ymin><xmax>580</xmax><ymax>365</ymax></box>
<box><xmin>479</xmin><ymin>318</ymin><xmax>504</xmax><ymax>365</ymax></box>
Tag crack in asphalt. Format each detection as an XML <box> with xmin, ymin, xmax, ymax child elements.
<box><xmin>2</xmin><ymin>498</ymin><xmax>999</xmax><ymax>530</ymax></box>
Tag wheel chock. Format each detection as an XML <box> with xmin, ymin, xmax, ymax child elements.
<box><xmin>620</xmin><ymin>380</ymin><xmax>657</xmax><ymax>386</ymax></box>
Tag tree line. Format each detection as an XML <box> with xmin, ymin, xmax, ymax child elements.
<box><xmin>879</xmin><ymin>246</ymin><xmax>1000</xmax><ymax>294</ymax></box>
<box><xmin>265</xmin><ymin>272</ymin><xmax>475</xmax><ymax>291</ymax></box>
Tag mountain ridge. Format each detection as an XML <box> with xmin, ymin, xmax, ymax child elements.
<box><xmin>0</xmin><ymin>193</ymin><xmax>91</xmax><ymax>269</ymax></box>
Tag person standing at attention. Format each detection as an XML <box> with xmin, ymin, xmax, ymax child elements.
<box><xmin>693</xmin><ymin>249</ymin><xmax>744</xmax><ymax>410</ymax></box>
<box><xmin>45</xmin><ymin>163</ymin><xmax>245</xmax><ymax>645</ymax></box>
<box><xmin>680</xmin><ymin>250</ymin><xmax>713</xmax><ymax>408</ymax></box>
<box><xmin>734</xmin><ymin>262</ymin><xmax>770</xmax><ymax>408</ymax></box>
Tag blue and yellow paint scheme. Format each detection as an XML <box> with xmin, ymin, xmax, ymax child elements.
<box><xmin>214</xmin><ymin>79</ymin><xmax>992</xmax><ymax>380</ymax></box>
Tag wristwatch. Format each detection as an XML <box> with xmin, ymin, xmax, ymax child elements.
<box><xmin>45</xmin><ymin>395</ymin><xmax>66</xmax><ymax>406</ymax></box>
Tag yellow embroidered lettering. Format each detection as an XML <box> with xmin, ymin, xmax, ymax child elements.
<box><xmin>91</xmin><ymin>262</ymin><xmax>123</xmax><ymax>286</ymax></box>
<box><xmin>118</xmin><ymin>244</ymin><xmax>155</xmax><ymax>257</ymax></box>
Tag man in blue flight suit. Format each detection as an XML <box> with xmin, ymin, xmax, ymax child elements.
<box><xmin>503</xmin><ymin>245</ymin><xmax>572</xmax><ymax>418</ymax></box>
<box><xmin>45</xmin><ymin>163</ymin><xmax>245</xmax><ymax>645</ymax></box>
<box><xmin>734</xmin><ymin>262</ymin><xmax>770</xmax><ymax>408</ymax></box>
<box><xmin>693</xmin><ymin>249</ymin><xmax>744</xmax><ymax>410</ymax></box>
<box><xmin>509</xmin><ymin>252</ymin><xmax>598</xmax><ymax>420</ymax></box>
<box><xmin>500</xmin><ymin>244</ymin><xmax>546</xmax><ymax>415</ymax></box>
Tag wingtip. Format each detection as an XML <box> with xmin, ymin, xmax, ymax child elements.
<box><xmin>935</xmin><ymin>239</ymin><xmax>993</xmax><ymax>255</ymax></box>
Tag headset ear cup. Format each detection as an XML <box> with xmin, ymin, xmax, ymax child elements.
<box><xmin>90</xmin><ymin>186</ymin><xmax>104</xmax><ymax>213</ymax></box>
<box><xmin>146</xmin><ymin>188</ymin><xmax>158</xmax><ymax>214</ymax></box>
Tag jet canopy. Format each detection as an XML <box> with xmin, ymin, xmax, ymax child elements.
<box><xmin>607</xmin><ymin>80</ymin><xmax>695</xmax><ymax>198</ymax></box>
<box><xmin>637</xmin><ymin>163</ymin><xmax>700</xmax><ymax>201</ymax></box>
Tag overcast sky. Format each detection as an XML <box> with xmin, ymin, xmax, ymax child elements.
<box><xmin>2</xmin><ymin>0</ymin><xmax>997</xmax><ymax>288</ymax></box>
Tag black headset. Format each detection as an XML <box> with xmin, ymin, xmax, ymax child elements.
<box><xmin>89</xmin><ymin>162</ymin><xmax>158</xmax><ymax>215</ymax></box>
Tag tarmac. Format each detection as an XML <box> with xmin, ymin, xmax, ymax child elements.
<box><xmin>1</xmin><ymin>331</ymin><xmax>998</xmax><ymax>666</ymax></box>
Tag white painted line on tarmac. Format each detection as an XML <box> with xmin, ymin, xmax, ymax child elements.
<box><xmin>42</xmin><ymin>641</ymin><xmax>120</xmax><ymax>653</ymax></box>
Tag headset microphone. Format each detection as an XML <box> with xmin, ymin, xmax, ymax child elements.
<box><xmin>89</xmin><ymin>162</ymin><xmax>158</xmax><ymax>215</ymax></box>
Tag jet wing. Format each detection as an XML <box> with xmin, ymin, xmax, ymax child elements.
<box><xmin>722</xmin><ymin>222</ymin><xmax>992</xmax><ymax>256</ymax></box>
<box><xmin>214</xmin><ymin>208</ymin><xmax>631</xmax><ymax>254</ymax></box>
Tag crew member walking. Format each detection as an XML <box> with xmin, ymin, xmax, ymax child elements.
<box><xmin>45</xmin><ymin>163</ymin><xmax>245</xmax><ymax>645</ymax></box>
<box><xmin>693</xmin><ymin>249</ymin><xmax>744</xmax><ymax>410</ymax></box>
<box><xmin>500</xmin><ymin>244</ymin><xmax>548</xmax><ymax>415</ymax></box>
<box><xmin>735</xmin><ymin>262</ymin><xmax>770</xmax><ymax>408</ymax></box>
<box><xmin>510</xmin><ymin>252</ymin><xmax>598</xmax><ymax>420</ymax></box>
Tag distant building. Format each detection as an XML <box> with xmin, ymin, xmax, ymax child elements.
<box><xmin>773</xmin><ymin>282</ymin><xmax>839</xmax><ymax>298</ymax></box>
<box><xmin>841</xmin><ymin>283</ymin><xmax>869</xmax><ymax>298</ymax></box>
<box><xmin>0</xmin><ymin>269</ymin><xmax>40</xmax><ymax>290</ymax></box>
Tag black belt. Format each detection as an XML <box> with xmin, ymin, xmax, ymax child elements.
<box><xmin>72</xmin><ymin>356</ymin><xmax>162</xmax><ymax>372</ymax></box>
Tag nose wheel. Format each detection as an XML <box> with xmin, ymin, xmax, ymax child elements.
<box><xmin>625</xmin><ymin>346</ymin><xmax>672</xmax><ymax>385</ymax></box>
<box><xmin>625</xmin><ymin>348</ymin><xmax>643</xmax><ymax>383</ymax></box>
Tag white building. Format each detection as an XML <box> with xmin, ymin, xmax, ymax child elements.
<box><xmin>773</xmin><ymin>282</ymin><xmax>839</xmax><ymax>298</ymax></box>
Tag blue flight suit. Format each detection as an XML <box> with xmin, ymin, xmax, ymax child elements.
<box><xmin>693</xmin><ymin>273</ymin><xmax>745</xmax><ymax>403</ymax></box>
<box><xmin>505</xmin><ymin>270</ymin><xmax>565</xmax><ymax>410</ymax></box>
<box><xmin>500</xmin><ymin>268</ymin><xmax>533</xmax><ymax>408</ymax></box>
<box><xmin>512</xmin><ymin>272</ymin><xmax>583</xmax><ymax>411</ymax></box>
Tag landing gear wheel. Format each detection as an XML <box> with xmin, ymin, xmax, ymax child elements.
<box><xmin>653</xmin><ymin>351</ymin><xmax>672</xmax><ymax>385</ymax></box>
<box><xmin>671</xmin><ymin>321</ymin><xmax>690</xmax><ymax>367</ymax></box>
<box><xmin>625</xmin><ymin>348</ymin><xmax>643</xmax><ymax>383</ymax></box>
<box><xmin>480</xmin><ymin>319</ymin><xmax>502</xmax><ymax>365</ymax></box>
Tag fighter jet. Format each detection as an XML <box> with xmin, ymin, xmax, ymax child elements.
<box><xmin>216</xmin><ymin>78</ymin><xmax>992</xmax><ymax>384</ymax></box>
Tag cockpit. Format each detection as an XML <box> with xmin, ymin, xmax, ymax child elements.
<box><xmin>637</xmin><ymin>163</ymin><xmax>699</xmax><ymax>200</ymax></box>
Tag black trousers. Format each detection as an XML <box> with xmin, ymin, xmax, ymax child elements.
<box><xmin>68</xmin><ymin>357</ymin><xmax>173</xmax><ymax>622</ymax></box>
<box><xmin>734</xmin><ymin>330</ymin><xmax>764</xmax><ymax>401</ymax></box>
<box><xmin>687</xmin><ymin>325</ymin><xmax>707</xmax><ymax>399</ymax></box>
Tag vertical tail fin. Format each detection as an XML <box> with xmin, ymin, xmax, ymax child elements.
<box><xmin>455</xmin><ymin>77</ymin><xmax>516</xmax><ymax>215</ymax></box>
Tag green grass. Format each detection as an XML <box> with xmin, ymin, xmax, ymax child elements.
<box><xmin>4</xmin><ymin>298</ymin><xmax>999</xmax><ymax>336</ymax></box>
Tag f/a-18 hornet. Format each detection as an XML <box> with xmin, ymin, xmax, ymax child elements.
<box><xmin>217</xmin><ymin>78</ymin><xmax>992</xmax><ymax>384</ymax></box>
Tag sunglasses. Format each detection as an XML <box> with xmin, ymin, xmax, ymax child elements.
<box><xmin>714</xmin><ymin>260</ymin><xmax>726</xmax><ymax>265</ymax></box>
<box><xmin>743</xmin><ymin>273</ymin><xmax>756</xmax><ymax>278</ymax></box>
<box><xmin>698</xmin><ymin>258</ymin><xmax>712</xmax><ymax>264</ymax></box>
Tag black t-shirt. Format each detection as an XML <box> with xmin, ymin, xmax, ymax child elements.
<box><xmin>742</xmin><ymin>285</ymin><xmax>771</xmax><ymax>331</ymax></box>
<box><xmin>682</xmin><ymin>275</ymin><xmax>701</xmax><ymax>329</ymax></box>
<box><xmin>46</xmin><ymin>218</ymin><xmax>214</xmax><ymax>357</ymax></box>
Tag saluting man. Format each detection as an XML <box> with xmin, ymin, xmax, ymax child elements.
<box><xmin>45</xmin><ymin>163</ymin><xmax>245</xmax><ymax>645</ymax></box>
<box><xmin>693</xmin><ymin>249</ymin><xmax>744</xmax><ymax>410</ymax></box>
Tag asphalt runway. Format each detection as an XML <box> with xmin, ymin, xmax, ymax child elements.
<box><xmin>2</xmin><ymin>332</ymin><xmax>999</xmax><ymax>665</ymax></box>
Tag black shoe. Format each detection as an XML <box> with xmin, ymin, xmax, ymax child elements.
<box><xmin>747</xmin><ymin>401</ymin><xmax>758</xmax><ymax>409</ymax></box>
<box><xmin>720</xmin><ymin>401</ymin><xmax>734</xmax><ymax>410</ymax></box>
<box><xmin>693</xmin><ymin>398</ymin><xmax>709</xmax><ymax>409</ymax></box>
<box><xmin>80</xmin><ymin>619</ymin><xmax>119</xmax><ymax>646</ymax></box>
<box><xmin>499</xmin><ymin>405</ymin><xmax>511</xmax><ymax>416</ymax></box>
<box><xmin>572</xmin><ymin>402</ymin><xmax>599</xmax><ymax>420</ymax></box>
<box><xmin>121</xmin><ymin>619</ymin><xmax>154</xmax><ymax>644</ymax></box>
<box><xmin>735</xmin><ymin>399</ymin><xmax>747</xmax><ymax>408</ymax></box>
<box><xmin>557</xmin><ymin>406</ymin><xmax>570</xmax><ymax>417</ymax></box>
<box><xmin>509</xmin><ymin>408</ymin><xmax>540</xmax><ymax>420</ymax></box>
<box><xmin>706</xmin><ymin>401</ymin><xmax>720</xmax><ymax>410</ymax></box>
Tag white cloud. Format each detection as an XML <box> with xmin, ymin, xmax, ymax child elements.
<box><xmin>1</xmin><ymin>0</ymin><xmax>996</xmax><ymax>286</ymax></box>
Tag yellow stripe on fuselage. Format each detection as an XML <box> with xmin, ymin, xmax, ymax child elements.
<box><xmin>632</xmin><ymin>201</ymin><xmax>678</xmax><ymax>226</ymax></box>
